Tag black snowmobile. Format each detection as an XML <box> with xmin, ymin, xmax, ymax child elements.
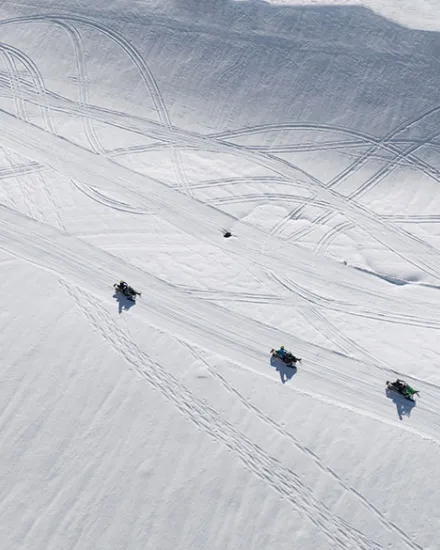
<box><xmin>271</xmin><ymin>348</ymin><xmax>301</xmax><ymax>367</ymax></box>
<box><xmin>114</xmin><ymin>281</ymin><xmax>141</xmax><ymax>302</ymax></box>
<box><xmin>386</xmin><ymin>379</ymin><xmax>419</xmax><ymax>401</ymax></box>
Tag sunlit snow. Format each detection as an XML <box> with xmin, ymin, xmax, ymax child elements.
<box><xmin>0</xmin><ymin>1</ymin><xmax>439</xmax><ymax>549</ymax></box>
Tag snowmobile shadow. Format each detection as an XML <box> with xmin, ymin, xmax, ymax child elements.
<box><xmin>270</xmin><ymin>355</ymin><xmax>297</xmax><ymax>384</ymax></box>
<box><xmin>386</xmin><ymin>388</ymin><xmax>416</xmax><ymax>420</ymax></box>
<box><xmin>113</xmin><ymin>292</ymin><xmax>136</xmax><ymax>314</ymax></box>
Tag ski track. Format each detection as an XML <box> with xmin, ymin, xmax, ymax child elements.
<box><xmin>62</xmin><ymin>281</ymin><xmax>384</xmax><ymax>550</ymax></box>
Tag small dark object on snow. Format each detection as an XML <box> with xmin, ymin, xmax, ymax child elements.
<box><xmin>223</xmin><ymin>231</ymin><xmax>232</xmax><ymax>238</ymax></box>
<box><xmin>271</xmin><ymin>348</ymin><xmax>301</xmax><ymax>367</ymax></box>
<box><xmin>386</xmin><ymin>379</ymin><xmax>419</xmax><ymax>401</ymax></box>
<box><xmin>114</xmin><ymin>281</ymin><xmax>142</xmax><ymax>302</ymax></box>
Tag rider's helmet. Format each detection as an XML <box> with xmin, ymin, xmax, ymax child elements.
<box><xmin>280</xmin><ymin>346</ymin><xmax>284</xmax><ymax>350</ymax></box>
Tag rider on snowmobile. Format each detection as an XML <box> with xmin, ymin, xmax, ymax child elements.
<box><xmin>119</xmin><ymin>280</ymin><xmax>128</xmax><ymax>291</ymax></box>
<box><xmin>390</xmin><ymin>379</ymin><xmax>418</xmax><ymax>398</ymax></box>
<box><xmin>276</xmin><ymin>346</ymin><xmax>286</xmax><ymax>359</ymax></box>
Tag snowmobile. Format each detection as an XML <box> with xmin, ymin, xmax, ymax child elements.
<box><xmin>386</xmin><ymin>379</ymin><xmax>419</xmax><ymax>401</ymax></box>
<box><xmin>271</xmin><ymin>347</ymin><xmax>301</xmax><ymax>367</ymax></box>
<box><xmin>113</xmin><ymin>281</ymin><xmax>141</xmax><ymax>302</ymax></box>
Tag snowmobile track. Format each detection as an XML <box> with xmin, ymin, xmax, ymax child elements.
<box><xmin>64</xmin><ymin>284</ymin><xmax>384</xmax><ymax>550</ymax></box>
<box><xmin>0</xmin><ymin>42</ymin><xmax>54</xmax><ymax>133</ymax></box>
<box><xmin>186</xmin><ymin>346</ymin><xmax>424</xmax><ymax>550</ymax></box>
<box><xmin>2</xmin><ymin>105</ymin><xmax>440</xmax><ymax>333</ymax></box>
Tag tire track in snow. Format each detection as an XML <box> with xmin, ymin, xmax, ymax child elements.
<box><xmin>0</xmin><ymin>43</ymin><xmax>54</xmax><ymax>133</ymax></box>
<box><xmin>2</xmin><ymin>107</ymin><xmax>440</xmax><ymax>333</ymax></box>
<box><xmin>325</xmin><ymin>104</ymin><xmax>440</xmax><ymax>192</ymax></box>
<box><xmin>210</xmin><ymin>115</ymin><xmax>440</xmax><ymax>190</ymax></box>
<box><xmin>292</xmin><ymin>114</ymin><xmax>440</xmax><ymax>250</ymax></box>
<box><xmin>284</xmin><ymin>208</ymin><xmax>332</xmax><ymax>243</ymax></box>
<box><xmin>178</xmin><ymin>282</ymin><xmax>440</xmax><ymax>331</ymax></box>
<box><xmin>180</xmin><ymin>283</ymin><xmax>386</xmax><ymax>365</ymax></box>
<box><xmin>209</xmin><ymin>121</ymin><xmax>440</xmax><ymax>181</ymax></box>
<box><xmin>6</xmin><ymin>47</ymin><xmax>438</xmax><ymax>250</ymax></box>
<box><xmin>110</xmin><ymin>120</ymin><xmax>440</xmax><ymax>187</ymax></box>
<box><xmin>314</xmin><ymin>220</ymin><xmax>356</xmax><ymax>256</ymax></box>
<box><xmin>267</xmin><ymin>202</ymin><xmax>309</xmax><ymax>240</ymax></box>
<box><xmin>3</xmin><ymin>20</ymin><xmax>438</xmax><ymax>270</ymax></box>
<box><xmin>265</xmin><ymin>270</ymin><xmax>440</xmax><ymax>331</ymax></box>
<box><xmin>72</xmin><ymin>179</ymin><xmax>153</xmax><ymax>215</ymax></box>
<box><xmin>348</xmin><ymin>125</ymin><xmax>440</xmax><ymax>202</ymax></box>
<box><xmin>0</xmin><ymin>160</ymin><xmax>44</xmax><ymax>180</ymax></box>
<box><xmin>52</xmin><ymin>20</ymin><xmax>104</xmax><ymax>154</ymax></box>
<box><xmin>128</xmin><ymin>133</ymin><xmax>439</xmax><ymax>156</ymax></box>
<box><xmin>126</xmin><ymin>130</ymin><xmax>440</xmax><ymax>274</ymax></box>
<box><xmin>264</xmin><ymin>270</ymin><xmax>394</xmax><ymax>368</ymax></box>
<box><xmin>62</xmin><ymin>282</ymin><xmax>383</xmax><ymax>550</ymax></box>
<box><xmin>210</xmin><ymin>121</ymin><xmax>440</xmax><ymax>265</ymax></box>
<box><xmin>1</xmin><ymin>203</ymin><xmax>440</xmax><ymax>440</ymax></box>
<box><xmin>180</xmin><ymin>175</ymin><xmax>301</xmax><ymax>191</ymax></box>
<box><xmin>304</xmin><ymin>305</ymin><xmax>391</xmax><ymax>369</ymax></box>
<box><xmin>7</xmin><ymin>67</ymin><xmax>440</xmax><ymax>278</ymax></box>
<box><xmin>0</xmin><ymin>15</ymin><xmax>191</xmax><ymax>196</ymax></box>
<box><xmin>384</xmin><ymin>215</ymin><xmax>440</xmax><ymax>224</ymax></box>
<box><xmin>0</xmin><ymin>147</ymin><xmax>47</xmax><ymax>223</ymax></box>
<box><xmin>0</xmin><ymin>49</ymin><xmax>27</xmax><ymax>121</ymax></box>
<box><xmin>194</xmin><ymin>131</ymin><xmax>440</xmax><ymax>281</ymax></box>
<box><xmin>184</xmin><ymin>345</ymin><xmax>423</xmax><ymax>550</ymax></box>
<box><xmin>210</xmin><ymin>192</ymin><xmax>313</xmax><ymax>207</ymax></box>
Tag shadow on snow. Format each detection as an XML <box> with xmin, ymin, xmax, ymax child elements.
<box><xmin>270</xmin><ymin>354</ymin><xmax>297</xmax><ymax>384</ymax></box>
<box><xmin>385</xmin><ymin>388</ymin><xmax>416</xmax><ymax>420</ymax></box>
<box><xmin>113</xmin><ymin>291</ymin><xmax>136</xmax><ymax>314</ymax></box>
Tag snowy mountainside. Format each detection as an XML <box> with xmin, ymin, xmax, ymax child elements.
<box><xmin>0</xmin><ymin>1</ymin><xmax>439</xmax><ymax>549</ymax></box>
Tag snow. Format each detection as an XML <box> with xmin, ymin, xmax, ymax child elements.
<box><xmin>0</xmin><ymin>0</ymin><xmax>439</xmax><ymax>548</ymax></box>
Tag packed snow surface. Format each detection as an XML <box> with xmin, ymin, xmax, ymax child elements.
<box><xmin>0</xmin><ymin>0</ymin><xmax>440</xmax><ymax>549</ymax></box>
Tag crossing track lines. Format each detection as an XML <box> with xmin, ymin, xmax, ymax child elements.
<box><xmin>51</xmin><ymin>20</ymin><xmax>104</xmax><ymax>154</ymax></box>
<box><xmin>0</xmin><ymin>42</ymin><xmax>54</xmax><ymax>132</ymax></box>
<box><xmin>0</xmin><ymin>160</ymin><xmax>44</xmax><ymax>181</ymax></box>
<box><xmin>62</xmin><ymin>285</ymin><xmax>383</xmax><ymax>550</ymax></box>
<box><xmin>0</xmin><ymin>15</ymin><xmax>191</xmax><ymax>196</ymax></box>
<box><xmin>314</xmin><ymin>220</ymin><xmax>356</xmax><ymax>256</ymax></box>
<box><xmin>2</xmin><ymin>107</ymin><xmax>440</xmax><ymax>332</ymax></box>
<box><xmin>183</xmin><ymin>343</ymin><xmax>424</xmax><ymax>550</ymax></box>
<box><xmin>71</xmin><ymin>180</ymin><xmax>153</xmax><ymax>215</ymax></box>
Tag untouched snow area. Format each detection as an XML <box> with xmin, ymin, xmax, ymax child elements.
<box><xmin>1</xmin><ymin>0</ymin><xmax>440</xmax><ymax>548</ymax></box>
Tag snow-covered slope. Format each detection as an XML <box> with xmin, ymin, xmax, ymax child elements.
<box><xmin>0</xmin><ymin>1</ymin><xmax>439</xmax><ymax>549</ymax></box>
